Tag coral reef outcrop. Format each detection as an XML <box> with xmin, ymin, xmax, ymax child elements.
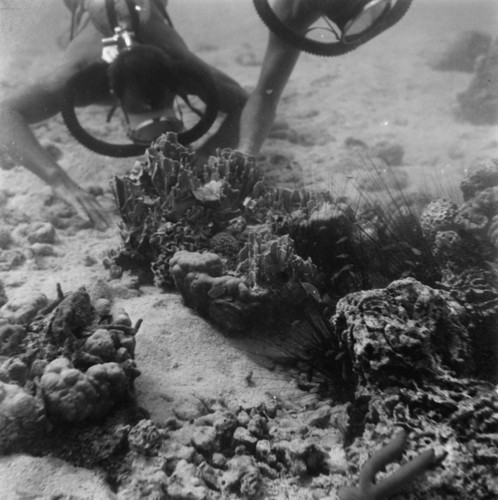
<box><xmin>113</xmin><ymin>132</ymin><xmax>265</xmax><ymax>288</ymax></box>
<box><xmin>333</xmin><ymin>277</ymin><xmax>472</xmax><ymax>388</ymax></box>
<box><xmin>114</xmin><ymin>133</ymin><xmax>443</xmax><ymax>332</ymax></box>
<box><xmin>418</xmin><ymin>161</ymin><xmax>498</xmax><ymax>354</ymax></box>
<box><xmin>0</xmin><ymin>285</ymin><xmax>141</xmax><ymax>452</ymax></box>
<box><xmin>328</xmin><ymin>276</ymin><xmax>498</xmax><ymax>499</ymax></box>
<box><xmin>109</xmin><ymin>137</ymin><xmax>498</xmax><ymax>498</ymax></box>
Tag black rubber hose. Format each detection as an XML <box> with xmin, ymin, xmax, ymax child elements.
<box><xmin>60</xmin><ymin>59</ymin><xmax>220</xmax><ymax>158</ymax></box>
<box><xmin>173</xmin><ymin>60</ymin><xmax>220</xmax><ymax>146</ymax></box>
<box><xmin>60</xmin><ymin>61</ymin><xmax>147</xmax><ymax>157</ymax></box>
<box><xmin>253</xmin><ymin>0</ymin><xmax>413</xmax><ymax>57</ymax></box>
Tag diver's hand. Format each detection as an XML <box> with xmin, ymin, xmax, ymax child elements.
<box><xmin>51</xmin><ymin>175</ymin><xmax>112</xmax><ymax>231</ymax></box>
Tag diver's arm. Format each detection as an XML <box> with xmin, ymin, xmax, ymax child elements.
<box><xmin>238</xmin><ymin>0</ymin><xmax>322</xmax><ymax>155</ymax></box>
<box><xmin>194</xmin><ymin>63</ymin><xmax>249</xmax><ymax>155</ymax></box>
<box><xmin>0</xmin><ymin>63</ymin><xmax>110</xmax><ymax>229</ymax></box>
<box><xmin>0</xmin><ymin>22</ymin><xmax>103</xmax><ymax>182</ymax></box>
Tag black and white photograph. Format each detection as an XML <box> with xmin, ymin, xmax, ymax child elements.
<box><xmin>0</xmin><ymin>1</ymin><xmax>497</xmax><ymax>498</ymax></box>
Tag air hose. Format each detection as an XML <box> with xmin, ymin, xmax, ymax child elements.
<box><xmin>59</xmin><ymin>60</ymin><xmax>220</xmax><ymax>157</ymax></box>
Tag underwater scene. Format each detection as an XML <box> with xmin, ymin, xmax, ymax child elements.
<box><xmin>0</xmin><ymin>0</ymin><xmax>498</xmax><ymax>498</ymax></box>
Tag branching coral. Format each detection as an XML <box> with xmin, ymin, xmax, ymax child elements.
<box><xmin>338</xmin><ymin>429</ymin><xmax>446</xmax><ymax>500</ymax></box>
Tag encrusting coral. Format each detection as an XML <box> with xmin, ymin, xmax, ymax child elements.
<box><xmin>333</xmin><ymin>277</ymin><xmax>473</xmax><ymax>388</ymax></box>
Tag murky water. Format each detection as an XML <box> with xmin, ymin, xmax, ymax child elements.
<box><xmin>0</xmin><ymin>0</ymin><xmax>497</xmax><ymax>196</ymax></box>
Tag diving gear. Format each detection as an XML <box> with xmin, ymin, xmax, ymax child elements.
<box><xmin>101</xmin><ymin>26</ymin><xmax>135</xmax><ymax>63</ymax></box>
<box><xmin>60</xmin><ymin>60</ymin><xmax>220</xmax><ymax>157</ymax></box>
<box><xmin>86</xmin><ymin>0</ymin><xmax>148</xmax><ymax>37</ymax></box>
<box><xmin>124</xmin><ymin>107</ymin><xmax>183</xmax><ymax>145</ymax></box>
<box><xmin>60</xmin><ymin>0</ymin><xmax>220</xmax><ymax>157</ymax></box>
<box><xmin>253</xmin><ymin>0</ymin><xmax>413</xmax><ymax>57</ymax></box>
<box><xmin>335</xmin><ymin>0</ymin><xmax>392</xmax><ymax>44</ymax></box>
<box><xmin>65</xmin><ymin>0</ymin><xmax>171</xmax><ymax>42</ymax></box>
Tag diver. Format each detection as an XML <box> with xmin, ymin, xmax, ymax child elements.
<box><xmin>0</xmin><ymin>0</ymin><xmax>248</xmax><ymax>229</ymax></box>
<box><xmin>237</xmin><ymin>0</ymin><xmax>412</xmax><ymax>155</ymax></box>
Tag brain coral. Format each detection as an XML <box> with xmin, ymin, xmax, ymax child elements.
<box><xmin>40</xmin><ymin>357</ymin><xmax>129</xmax><ymax>422</ymax></box>
<box><xmin>40</xmin><ymin>357</ymin><xmax>98</xmax><ymax>422</ymax></box>
<box><xmin>209</xmin><ymin>232</ymin><xmax>240</xmax><ymax>258</ymax></box>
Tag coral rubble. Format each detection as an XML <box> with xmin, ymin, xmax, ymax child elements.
<box><xmin>115</xmin><ymin>397</ymin><xmax>350</xmax><ymax>499</ymax></box>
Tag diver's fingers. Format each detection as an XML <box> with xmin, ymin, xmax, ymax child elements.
<box><xmin>75</xmin><ymin>192</ymin><xmax>112</xmax><ymax>231</ymax></box>
<box><xmin>53</xmin><ymin>184</ymin><xmax>111</xmax><ymax>231</ymax></box>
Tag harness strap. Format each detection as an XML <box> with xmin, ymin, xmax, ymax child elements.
<box><xmin>151</xmin><ymin>0</ymin><xmax>173</xmax><ymax>28</ymax></box>
<box><xmin>67</xmin><ymin>0</ymin><xmax>173</xmax><ymax>41</ymax></box>
<box><xmin>123</xmin><ymin>0</ymin><xmax>141</xmax><ymax>34</ymax></box>
<box><xmin>105</xmin><ymin>0</ymin><xmax>119</xmax><ymax>31</ymax></box>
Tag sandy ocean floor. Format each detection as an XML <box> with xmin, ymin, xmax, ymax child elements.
<box><xmin>0</xmin><ymin>0</ymin><xmax>498</xmax><ymax>498</ymax></box>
